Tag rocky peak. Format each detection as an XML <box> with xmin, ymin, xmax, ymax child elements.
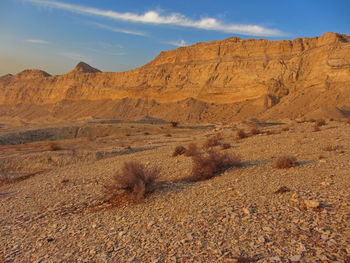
<box><xmin>70</xmin><ymin>62</ymin><xmax>101</xmax><ymax>74</ymax></box>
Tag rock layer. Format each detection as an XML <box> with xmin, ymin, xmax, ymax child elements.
<box><xmin>0</xmin><ymin>32</ymin><xmax>349</xmax><ymax>121</ymax></box>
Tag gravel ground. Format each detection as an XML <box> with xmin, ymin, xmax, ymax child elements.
<box><xmin>1</xmin><ymin>121</ymin><xmax>349</xmax><ymax>263</ymax></box>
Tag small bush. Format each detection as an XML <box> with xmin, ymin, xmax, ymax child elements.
<box><xmin>49</xmin><ymin>142</ymin><xmax>61</xmax><ymax>151</ymax></box>
<box><xmin>236</xmin><ymin>129</ymin><xmax>248</xmax><ymax>139</ymax></box>
<box><xmin>173</xmin><ymin>145</ymin><xmax>186</xmax><ymax>156</ymax></box>
<box><xmin>315</xmin><ymin>119</ymin><xmax>326</xmax><ymax>127</ymax></box>
<box><xmin>281</xmin><ymin>127</ymin><xmax>289</xmax><ymax>132</ymax></box>
<box><xmin>203</xmin><ymin>134</ymin><xmax>222</xmax><ymax>149</ymax></box>
<box><xmin>105</xmin><ymin>161</ymin><xmax>159</xmax><ymax>203</ymax></box>
<box><xmin>185</xmin><ymin>143</ymin><xmax>199</xmax><ymax>157</ymax></box>
<box><xmin>164</xmin><ymin>133</ymin><xmax>172</xmax><ymax>137</ymax></box>
<box><xmin>274</xmin><ymin>155</ymin><xmax>297</xmax><ymax>169</ymax></box>
<box><xmin>250</xmin><ymin>127</ymin><xmax>260</xmax><ymax>135</ymax></box>
<box><xmin>191</xmin><ymin>150</ymin><xmax>241</xmax><ymax>181</ymax></box>
<box><xmin>171</xmin><ymin>121</ymin><xmax>178</xmax><ymax>128</ymax></box>
<box><xmin>221</xmin><ymin>143</ymin><xmax>231</xmax><ymax>150</ymax></box>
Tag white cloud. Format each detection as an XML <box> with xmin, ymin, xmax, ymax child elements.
<box><xmin>89</xmin><ymin>22</ymin><xmax>146</xmax><ymax>36</ymax></box>
<box><xmin>25</xmin><ymin>0</ymin><xmax>284</xmax><ymax>37</ymax></box>
<box><xmin>24</xmin><ymin>39</ymin><xmax>50</xmax><ymax>44</ymax></box>
<box><xmin>166</xmin><ymin>39</ymin><xmax>187</xmax><ymax>47</ymax></box>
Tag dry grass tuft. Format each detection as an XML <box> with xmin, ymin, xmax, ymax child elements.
<box><xmin>203</xmin><ymin>133</ymin><xmax>222</xmax><ymax>149</ymax></box>
<box><xmin>265</xmin><ymin>130</ymin><xmax>276</xmax><ymax>135</ymax></box>
<box><xmin>190</xmin><ymin>150</ymin><xmax>241</xmax><ymax>181</ymax></box>
<box><xmin>49</xmin><ymin>142</ymin><xmax>62</xmax><ymax>151</ymax></box>
<box><xmin>105</xmin><ymin>161</ymin><xmax>160</xmax><ymax>203</ymax></box>
<box><xmin>322</xmin><ymin>145</ymin><xmax>342</xmax><ymax>151</ymax></box>
<box><xmin>250</xmin><ymin>127</ymin><xmax>260</xmax><ymax>135</ymax></box>
<box><xmin>185</xmin><ymin>143</ymin><xmax>199</xmax><ymax>157</ymax></box>
<box><xmin>173</xmin><ymin>145</ymin><xmax>187</xmax><ymax>157</ymax></box>
<box><xmin>171</xmin><ymin>121</ymin><xmax>178</xmax><ymax>128</ymax></box>
<box><xmin>281</xmin><ymin>127</ymin><xmax>290</xmax><ymax>132</ymax></box>
<box><xmin>0</xmin><ymin>173</ymin><xmax>13</xmax><ymax>186</ymax></box>
<box><xmin>274</xmin><ymin>186</ymin><xmax>291</xmax><ymax>194</ymax></box>
<box><xmin>236</xmin><ymin>129</ymin><xmax>248</xmax><ymax>139</ymax></box>
<box><xmin>315</xmin><ymin>119</ymin><xmax>326</xmax><ymax>127</ymax></box>
<box><xmin>221</xmin><ymin>143</ymin><xmax>231</xmax><ymax>150</ymax></box>
<box><xmin>313</xmin><ymin>125</ymin><xmax>321</xmax><ymax>132</ymax></box>
<box><xmin>274</xmin><ymin>155</ymin><xmax>297</xmax><ymax>169</ymax></box>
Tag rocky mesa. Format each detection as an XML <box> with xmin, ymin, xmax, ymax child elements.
<box><xmin>0</xmin><ymin>32</ymin><xmax>349</xmax><ymax>122</ymax></box>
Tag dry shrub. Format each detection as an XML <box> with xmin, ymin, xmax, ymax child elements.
<box><xmin>203</xmin><ymin>133</ymin><xmax>222</xmax><ymax>149</ymax></box>
<box><xmin>185</xmin><ymin>143</ymin><xmax>199</xmax><ymax>157</ymax></box>
<box><xmin>221</xmin><ymin>143</ymin><xmax>231</xmax><ymax>150</ymax></box>
<box><xmin>236</xmin><ymin>129</ymin><xmax>248</xmax><ymax>139</ymax></box>
<box><xmin>144</xmin><ymin>132</ymin><xmax>150</xmax><ymax>135</ymax></box>
<box><xmin>281</xmin><ymin>127</ymin><xmax>289</xmax><ymax>132</ymax></box>
<box><xmin>250</xmin><ymin>127</ymin><xmax>260</xmax><ymax>135</ymax></box>
<box><xmin>165</xmin><ymin>133</ymin><xmax>172</xmax><ymax>137</ymax></box>
<box><xmin>274</xmin><ymin>155</ymin><xmax>297</xmax><ymax>169</ymax></box>
<box><xmin>315</xmin><ymin>119</ymin><xmax>326</xmax><ymax>127</ymax></box>
<box><xmin>191</xmin><ymin>150</ymin><xmax>241</xmax><ymax>181</ymax></box>
<box><xmin>173</xmin><ymin>145</ymin><xmax>186</xmax><ymax>157</ymax></box>
<box><xmin>49</xmin><ymin>142</ymin><xmax>61</xmax><ymax>151</ymax></box>
<box><xmin>105</xmin><ymin>161</ymin><xmax>159</xmax><ymax>203</ymax></box>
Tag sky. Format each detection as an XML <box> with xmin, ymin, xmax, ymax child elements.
<box><xmin>0</xmin><ymin>0</ymin><xmax>349</xmax><ymax>76</ymax></box>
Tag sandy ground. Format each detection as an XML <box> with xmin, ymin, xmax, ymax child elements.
<box><xmin>0</xmin><ymin>120</ymin><xmax>349</xmax><ymax>263</ymax></box>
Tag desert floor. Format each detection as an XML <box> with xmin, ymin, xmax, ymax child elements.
<box><xmin>0</xmin><ymin>119</ymin><xmax>349</xmax><ymax>263</ymax></box>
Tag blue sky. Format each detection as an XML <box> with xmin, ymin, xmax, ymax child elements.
<box><xmin>0</xmin><ymin>0</ymin><xmax>349</xmax><ymax>75</ymax></box>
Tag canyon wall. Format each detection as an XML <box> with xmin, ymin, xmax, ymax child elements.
<box><xmin>0</xmin><ymin>32</ymin><xmax>349</xmax><ymax>122</ymax></box>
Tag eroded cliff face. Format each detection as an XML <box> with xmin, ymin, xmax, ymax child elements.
<box><xmin>0</xmin><ymin>32</ymin><xmax>349</xmax><ymax>121</ymax></box>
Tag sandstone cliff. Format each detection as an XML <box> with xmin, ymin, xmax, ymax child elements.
<box><xmin>0</xmin><ymin>32</ymin><xmax>349</xmax><ymax>122</ymax></box>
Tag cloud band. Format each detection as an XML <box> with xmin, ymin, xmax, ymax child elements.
<box><xmin>25</xmin><ymin>0</ymin><xmax>284</xmax><ymax>37</ymax></box>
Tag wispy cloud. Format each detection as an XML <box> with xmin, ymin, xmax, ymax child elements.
<box><xmin>165</xmin><ymin>39</ymin><xmax>187</xmax><ymax>47</ymax></box>
<box><xmin>25</xmin><ymin>0</ymin><xmax>284</xmax><ymax>37</ymax></box>
<box><xmin>24</xmin><ymin>39</ymin><xmax>51</xmax><ymax>44</ymax></box>
<box><xmin>89</xmin><ymin>22</ymin><xmax>146</xmax><ymax>37</ymax></box>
